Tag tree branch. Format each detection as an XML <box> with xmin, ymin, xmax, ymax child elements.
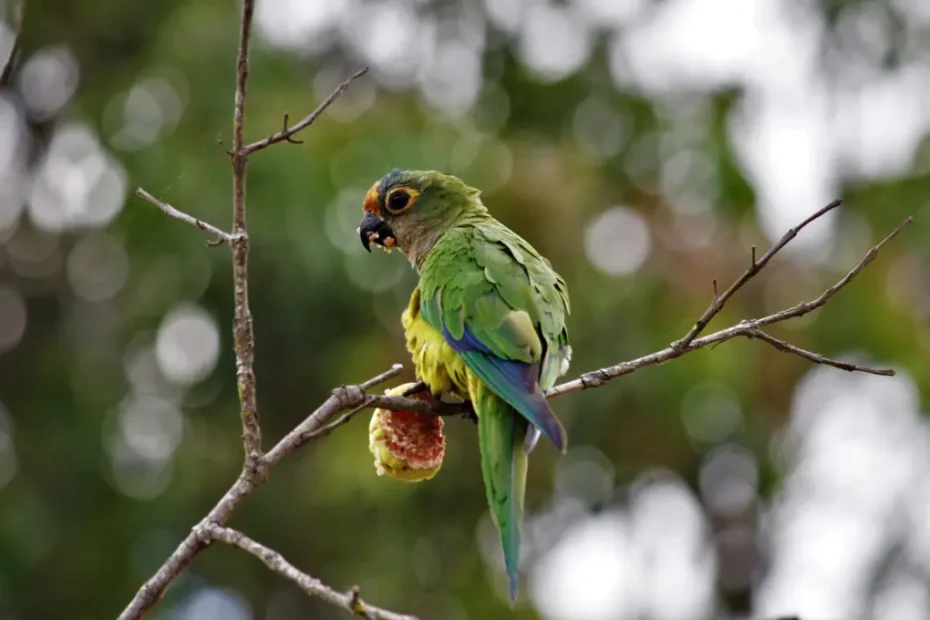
<box><xmin>243</xmin><ymin>67</ymin><xmax>369</xmax><ymax>155</ymax></box>
<box><xmin>204</xmin><ymin>525</ymin><xmax>417</xmax><ymax>620</ymax></box>
<box><xmin>0</xmin><ymin>3</ymin><xmax>23</xmax><ymax>88</ymax></box>
<box><xmin>119</xmin><ymin>0</ymin><xmax>395</xmax><ymax>617</ymax></box>
<box><xmin>135</xmin><ymin>188</ymin><xmax>234</xmax><ymax>245</ymax></box>
<box><xmin>745</xmin><ymin>328</ymin><xmax>893</xmax><ymax>375</ymax></box>
<box><xmin>229</xmin><ymin>0</ymin><xmax>263</xmax><ymax>472</ymax></box>
<box><xmin>546</xmin><ymin>212</ymin><xmax>909</xmax><ymax>397</ymax></box>
<box><xmin>673</xmin><ymin>199</ymin><xmax>843</xmax><ymax>350</ymax></box>
<box><xmin>116</xmin><ymin>367</ymin><xmax>402</xmax><ymax>620</ymax></box>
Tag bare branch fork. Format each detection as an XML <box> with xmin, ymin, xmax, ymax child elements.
<box><xmin>119</xmin><ymin>1</ymin><xmax>912</xmax><ymax>617</ymax></box>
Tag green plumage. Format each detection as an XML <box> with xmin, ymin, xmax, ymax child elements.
<box><xmin>361</xmin><ymin>169</ymin><xmax>571</xmax><ymax>602</ymax></box>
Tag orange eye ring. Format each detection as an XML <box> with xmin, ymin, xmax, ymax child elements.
<box><xmin>384</xmin><ymin>187</ymin><xmax>420</xmax><ymax>214</ymax></box>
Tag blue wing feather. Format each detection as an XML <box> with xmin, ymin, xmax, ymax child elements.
<box><xmin>443</xmin><ymin>325</ymin><xmax>567</xmax><ymax>451</ymax></box>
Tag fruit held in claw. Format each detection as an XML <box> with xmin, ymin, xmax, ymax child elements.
<box><xmin>369</xmin><ymin>383</ymin><xmax>445</xmax><ymax>482</ymax></box>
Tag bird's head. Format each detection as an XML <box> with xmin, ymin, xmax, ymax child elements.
<box><xmin>358</xmin><ymin>169</ymin><xmax>485</xmax><ymax>267</ymax></box>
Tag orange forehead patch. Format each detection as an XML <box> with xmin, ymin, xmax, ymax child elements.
<box><xmin>363</xmin><ymin>183</ymin><xmax>381</xmax><ymax>216</ymax></box>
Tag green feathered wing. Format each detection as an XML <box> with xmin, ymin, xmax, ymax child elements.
<box><xmin>419</xmin><ymin>220</ymin><xmax>570</xmax><ymax>601</ymax></box>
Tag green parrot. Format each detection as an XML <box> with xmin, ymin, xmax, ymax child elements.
<box><xmin>358</xmin><ymin>169</ymin><xmax>571</xmax><ymax>601</ymax></box>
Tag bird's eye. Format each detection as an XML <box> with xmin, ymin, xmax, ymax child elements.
<box><xmin>386</xmin><ymin>188</ymin><xmax>415</xmax><ymax>214</ymax></box>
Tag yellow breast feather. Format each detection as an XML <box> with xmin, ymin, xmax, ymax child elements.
<box><xmin>402</xmin><ymin>287</ymin><xmax>471</xmax><ymax>399</ymax></box>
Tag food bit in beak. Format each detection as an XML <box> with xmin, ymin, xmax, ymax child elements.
<box><xmin>358</xmin><ymin>213</ymin><xmax>397</xmax><ymax>252</ymax></box>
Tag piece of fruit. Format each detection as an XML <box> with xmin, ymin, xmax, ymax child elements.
<box><xmin>369</xmin><ymin>383</ymin><xmax>445</xmax><ymax>482</ymax></box>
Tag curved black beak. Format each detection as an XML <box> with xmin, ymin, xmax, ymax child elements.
<box><xmin>358</xmin><ymin>213</ymin><xmax>396</xmax><ymax>252</ymax></box>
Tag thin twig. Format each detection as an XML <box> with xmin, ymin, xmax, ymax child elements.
<box><xmin>136</xmin><ymin>188</ymin><xmax>234</xmax><ymax>244</ymax></box>
<box><xmin>205</xmin><ymin>525</ymin><xmax>417</xmax><ymax>620</ymax></box>
<box><xmin>547</xmin><ymin>214</ymin><xmax>910</xmax><ymax>397</ymax></box>
<box><xmin>673</xmin><ymin>199</ymin><xmax>844</xmax><ymax>350</ymax></box>
<box><xmin>751</xmin><ymin>216</ymin><xmax>913</xmax><ymax>328</ymax></box>
<box><xmin>281</xmin><ymin>112</ymin><xmax>304</xmax><ymax>144</ymax></box>
<box><xmin>0</xmin><ymin>3</ymin><xmax>23</xmax><ymax>88</ymax></box>
<box><xmin>243</xmin><ymin>67</ymin><xmax>370</xmax><ymax>155</ymax></box>
<box><xmin>746</xmin><ymin>328</ymin><xmax>894</xmax><ymax>376</ymax></box>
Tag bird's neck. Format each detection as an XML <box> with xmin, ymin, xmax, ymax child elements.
<box><xmin>404</xmin><ymin>205</ymin><xmax>489</xmax><ymax>272</ymax></box>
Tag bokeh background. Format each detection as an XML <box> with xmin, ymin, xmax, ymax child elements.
<box><xmin>1</xmin><ymin>0</ymin><xmax>929</xmax><ymax>618</ymax></box>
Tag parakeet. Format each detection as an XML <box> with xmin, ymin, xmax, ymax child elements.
<box><xmin>358</xmin><ymin>169</ymin><xmax>571</xmax><ymax>602</ymax></box>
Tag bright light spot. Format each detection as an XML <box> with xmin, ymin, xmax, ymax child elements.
<box><xmin>461</xmin><ymin>138</ymin><xmax>514</xmax><ymax>193</ymax></box>
<box><xmin>756</xmin><ymin>368</ymin><xmax>922</xmax><ymax>619</ymax></box>
<box><xmin>728</xmin><ymin>94</ymin><xmax>837</xmax><ymax>256</ymax></box>
<box><xmin>125</xmin><ymin>345</ymin><xmax>174</xmax><ymax>397</ymax></box>
<box><xmin>584</xmin><ymin>206</ymin><xmax>651</xmax><ymax>276</ymax></box>
<box><xmin>105</xmin><ymin>394</ymin><xmax>184</xmax><ymax>500</ymax></box>
<box><xmin>628</xmin><ymin>475</ymin><xmax>716</xmax><ymax>620</ymax></box>
<box><xmin>660</xmin><ymin>148</ymin><xmax>716</xmax><ymax>197</ymax></box>
<box><xmin>66</xmin><ymin>231</ymin><xmax>129</xmax><ymax>302</ymax></box>
<box><xmin>420</xmin><ymin>41</ymin><xmax>482</xmax><ymax>115</ymax></box>
<box><xmin>108</xmin><ymin>77</ymin><xmax>184</xmax><ymax>151</ymax></box>
<box><xmin>483</xmin><ymin>0</ymin><xmax>527</xmax><ymax>34</ymax></box>
<box><xmin>117</xmin><ymin>395</ymin><xmax>184</xmax><ymax>462</ymax></box>
<box><xmin>473</xmin><ymin>84</ymin><xmax>511</xmax><ymax>133</ymax></box>
<box><xmin>615</xmin><ymin>0</ymin><xmax>818</xmax><ymax>95</ymax></box>
<box><xmin>256</xmin><ymin>0</ymin><xmax>353</xmax><ymax>53</ymax></box>
<box><xmin>0</xmin><ymin>402</ymin><xmax>18</xmax><ymax>490</ymax></box>
<box><xmin>553</xmin><ymin>446</ymin><xmax>616</xmax><ymax>506</ymax></box>
<box><xmin>0</xmin><ymin>96</ymin><xmax>26</xmax><ymax>233</ymax></box>
<box><xmin>0</xmin><ymin>95</ymin><xmax>24</xmax><ymax>176</ymax></box>
<box><xmin>573</xmin><ymin>0</ymin><xmax>644</xmax><ymax>28</ymax></box>
<box><xmin>106</xmin><ymin>436</ymin><xmax>174</xmax><ymax>500</ymax></box>
<box><xmin>28</xmin><ymin>124</ymin><xmax>128</xmax><ymax>232</ymax></box>
<box><xmin>177</xmin><ymin>587</ymin><xmax>252</xmax><ymax>620</ymax></box>
<box><xmin>349</xmin><ymin>1</ymin><xmax>429</xmax><ymax>86</ymax></box>
<box><xmin>681</xmin><ymin>382</ymin><xmax>742</xmax><ymax>443</ymax></box>
<box><xmin>518</xmin><ymin>4</ymin><xmax>591</xmax><ymax>82</ymax></box>
<box><xmin>831</xmin><ymin>63</ymin><xmax>930</xmax><ymax>181</ymax></box>
<box><xmin>345</xmin><ymin>250</ymin><xmax>407</xmax><ymax>293</ymax></box>
<box><xmin>572</xmin><ymin>96</ymin><xmax>628</xmax><ymax>158</ymax></box>
<box><xmin>530</xmin><ymin>511</ymin><xmax>633</xmax><ymax>620</ymax></box>
<box><xmin>325</xmin><ymin>187</ymin><xmax>368</xmax><ymax>257</ymax></box>
<box><xmin>18</xmin><ymin>45</ymin><xmax>79</xmax><ymax>121</ymax></box>
<box><xmin>155</xmin><ymin>303</ymin><xmax>221</xmax><ymax>386</ymax></box>
<box><xmin>699</xmin><ymin>444</ymin><xmax>758</xmax><ymax>517</ymax></box>
<box><xmin>529</xmin><ymin>474</ymin><xmax>715</xmax><ymax>620</ymax></box>
<box><xmin>0</xmin><ymin>285</ymin><xmax>26</xmax><ymax>354</ymax></box>
<box><xmin>893</xmin><ymin>0</ymin><xmax>930</xmax><ymax>25</ymax></box>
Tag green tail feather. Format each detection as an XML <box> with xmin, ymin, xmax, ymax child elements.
<box><xmin>476</xmin><ymin>383</ymin><xmax>528</xmax><ymax>603</ymax></box>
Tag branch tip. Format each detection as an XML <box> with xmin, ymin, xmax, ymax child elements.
<box><xmin>135</xmin><ymin>187</ymin><xmax>234</xmax><ymax>244</ymax></box>
<box><xmin>244</xmin><ymin>66</ymin><xmax>370</xmax><ymax>154</ymax></box>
